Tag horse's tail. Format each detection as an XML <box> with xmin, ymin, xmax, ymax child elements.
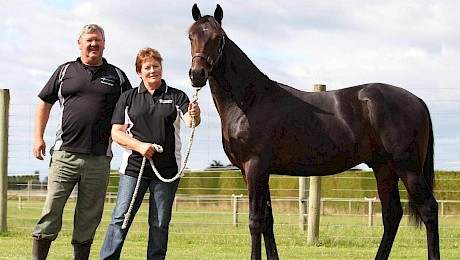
<box><xmin>408</xmin><ymin>98</ymin><xmax>435</xmax><ymax>227</ymax></box>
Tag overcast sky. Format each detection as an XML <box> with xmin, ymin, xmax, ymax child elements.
<box><xmin>1</xmin><ymin>0</ymin><xmax>459</xmax><ymax>178</ymax></box>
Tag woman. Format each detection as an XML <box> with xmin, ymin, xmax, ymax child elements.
<box><xmin>100</xmin><ymin>47</ymin><xmax>201</xmax><ymax>260</ymax></box>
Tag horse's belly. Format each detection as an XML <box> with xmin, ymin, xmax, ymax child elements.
<box><xmin>274</xmin><ymin>154</ymin><xmax>362</xmax><ymax>176</ymax></box>
<box><xmin>272</xmin><ymin>139</ymin><xmax>366</xmax><ymax>176</ymax></box>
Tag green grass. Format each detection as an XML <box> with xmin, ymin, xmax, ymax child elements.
<box><xmin>1</xmin><ymin>200</ymin><xmax>459</xmax><ymax>259</ymax></box>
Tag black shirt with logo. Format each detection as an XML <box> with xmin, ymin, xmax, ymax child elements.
<box><xmin>38</xmin><ymin>58</ymin><xmax>132</xmax><ymax>156</ymax></box>
<box><xmin>111</xmin><ymin>80</ymin><xmax>190</xmax><ymax>179</ymax></box>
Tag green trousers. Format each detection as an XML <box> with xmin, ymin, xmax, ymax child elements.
<box><xmin>32</xmin><ymin>151</ymin><xmax>111</xmax><ymax>243</ymax></box>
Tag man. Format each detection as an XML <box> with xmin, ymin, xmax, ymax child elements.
<box><xmin>31</xmin><ymin>24</ymin><xmax>132</xmax><ymax>260</ymax></box>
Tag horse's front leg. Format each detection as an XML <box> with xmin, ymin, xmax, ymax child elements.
<box><xmin>263</xmin><ymin>187</ymin><xmax>279</xmax><ymax>259</ymax></box>
<box><xmin>250</xmin><ymin>229</ymin><xmax>262</xmax><ymax>260</ymax></box>
<box><xmin>248</xmin><ymin>183</ymin><xmax>265</xmax><ymax>260</ymax></box>
<box><xmin>246</xmin><ymin>163</ymin><xmax>270</xmax><ymax>260</ymax></box>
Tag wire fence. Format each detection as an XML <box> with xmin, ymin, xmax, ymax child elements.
<box><xmin>6</xmin><ymin>193</ymin><xmax>460</xmax><ymax>248</ymax></box>
<box><xmin>7</xmin><ymin>174</ymin><xmax>460</xmax><ymax>235</ymax></box>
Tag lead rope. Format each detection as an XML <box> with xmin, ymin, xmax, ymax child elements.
<box><xmin>122</xmin><ymin>88</ymin><xmax>201</xmax><ymax>229</ymax></box>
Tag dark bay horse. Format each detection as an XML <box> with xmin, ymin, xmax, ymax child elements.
<box><xmin>188</xmin><ymin>4</ymin><xmax>439</xmax><ymax>260</ymax></box>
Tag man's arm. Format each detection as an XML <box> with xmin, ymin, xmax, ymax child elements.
<box><xmin>33</xmin><ymin>100</ymin><xmax>52</xmax><ymax>160</ymax></box>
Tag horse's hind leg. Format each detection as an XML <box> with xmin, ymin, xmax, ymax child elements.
<box><xmin>373</xmin><ymin>164</ymin><xmax>403</xmax><ymax>260</ymax></box>
<box><xmin>397</xmin><ymin>169</ymin><xmax>440</xmax><ymax>260</ymax></box>
<box><xmin>263</xmin><ymin>187</ymin><xmax>279</xmax><ymax>260</ymax></box>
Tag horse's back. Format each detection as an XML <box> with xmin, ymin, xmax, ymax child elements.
<box><xmin>266</xmin><ymin>82</ymin><xmax>430</xmax><ymax>174</ymax></box>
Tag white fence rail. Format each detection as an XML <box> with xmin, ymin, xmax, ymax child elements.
<box><xmin>10</xmin><ymin>191</ymin><xmax>460</xmax><ymax>228</ymax></box>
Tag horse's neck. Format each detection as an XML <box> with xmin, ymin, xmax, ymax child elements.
<box><xmin>209</xmin><ymin>37</ymin><xmax>273</xmax><ymax>113</ymax></box>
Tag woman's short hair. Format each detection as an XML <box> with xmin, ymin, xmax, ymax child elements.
<box><xmin>135</xmin><ymin>47</ymin><xmax>163</xmax><ymax>73</ymax></box>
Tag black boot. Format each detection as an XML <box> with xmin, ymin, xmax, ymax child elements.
<box><xmin>72</xmin><ymin>240</ymin><xmax>92</xmax><ymax>260</ymax></box>
<box><xmin>32</xmin><ymin>237</ymin><xmax>52</xmax><ymax>260</ymax></box>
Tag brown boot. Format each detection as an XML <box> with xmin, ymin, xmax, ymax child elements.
<box><xmin>72</xmin><ymin>240</ymin><xmax>92</xmax><ymax>260</ymax></box>
<box><xmin>32</xmin><ymin>237</ymin><xmax>52</xmax><ymax>260</ymax></box>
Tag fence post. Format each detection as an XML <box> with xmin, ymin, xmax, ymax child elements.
<box><xmin>440</xmin><ymin>201</ymin><xmax>444</xmax><ymax>217</ymax></box>
<box><xmin>299</xmin><ymin>177</ymin><xmax>307</xmax><ymax>231</ymax></box>
<box><xmin>232</xmin><ymin>194</ymin><xmax>243</xmax><ymax>227</ymax></box>
<box><xmin>365</xmin><ymin>197</ymin><xmax>376</xmax><ymax>227</ymax></box>
<box><xmin>307</xmin><ymin>84</ymin><xmax>325</xmax><ymax>244</ymax></box>
<box><xmin>0</xmin><ymin>89</ymin><xmax>10</xmax><ymax>232</ymax></box>
<box><xmin>18</xmin><ymin>194</ymin><xmax>22</xmax><ymax>210</ymax></box>
<box><xmin>173</xmin><ymin>195</ymin><xmax>178</xmax><ymax>212</ymax></box>
<box><xmin>28</xmin><ymin>180</ymin><xmax>32</xmax><ymax>200</ymax></box>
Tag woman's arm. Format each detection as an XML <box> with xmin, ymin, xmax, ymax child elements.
<box><xmin>182</xmin><ymin>101</ymin><xmax>201</xmax><ymax>128</ymax></box>
<box><xmin>111</xmin><ymin>124</ymin><xmax>158</xmax><ymax>158</ymax></box>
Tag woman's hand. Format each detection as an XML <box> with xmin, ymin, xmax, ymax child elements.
<box><xmin>184</xmin><ymin>101</ymin><xmax>201</xmax><ymax>127</ymax></box>
<box><xmin>136</xmin><ymin>143</ymin><xmax>158</xmax><ymax>158</ymax></box>
<box><xmin>188</xmin><ymin>101</ymin><xmax>201</xmax><ymax>117</ymax></box>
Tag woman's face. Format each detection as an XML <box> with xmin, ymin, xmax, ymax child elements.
<box><xmin>138</xmin><ymin>57</ymin><xmax>162</xmax><ymax>87</ymax></box>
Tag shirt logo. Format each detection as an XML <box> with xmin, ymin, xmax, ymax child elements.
<box><xmin>101</xmin><ymin>77</ymin><xmax>115</xmax><ymax>86</ymax></box>
<box><xmin>159</xmin><ymin>99</ymin><xmax>173</xmax><ymax>104</ymax></box>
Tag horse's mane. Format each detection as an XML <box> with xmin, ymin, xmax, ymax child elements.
<box><xmin>188</xmin><ymin>16</ymin><xmax>226</xmax><ymax>36</ymax></box>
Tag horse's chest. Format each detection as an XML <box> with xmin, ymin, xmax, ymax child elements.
<box><xmin>221</xmin><ymin>116</ymin><xmax>253</xmax><ymax>158</ymax></box>
<box><xmin>222</xmin><ymin>118</ymin><xmax>250</xmax><ymax>144</ymax></box>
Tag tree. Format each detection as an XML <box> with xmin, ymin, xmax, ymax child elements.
<box><xmin>210</xmin><ymin>160</ymin><xmax>223</xmax><ymax>167</ymax></box>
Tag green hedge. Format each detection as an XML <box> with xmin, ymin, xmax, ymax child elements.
<box><xmin>106</xmin><ymin>170</ymin><xmax>459</xmax><ymax>200</ymax></box>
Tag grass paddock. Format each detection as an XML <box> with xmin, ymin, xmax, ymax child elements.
<box><xmin>1</xmin><ymin>199</ymin><xmax>459</xmax><ymax>259</ymax></box>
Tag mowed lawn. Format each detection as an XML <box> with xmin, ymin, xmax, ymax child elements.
<box><xmin>1</xmin><ymin>200</ymin><xmax>459</xmax><ymax>259</ymax></box>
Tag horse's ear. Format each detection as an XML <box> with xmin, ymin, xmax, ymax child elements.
<box><xmin>192</xmin><ymin>3</ymin><xmax>201</xmax><ymax>21</ymax></box>
<box><xmin>214</xmin><ymin>4</ymin><xmax>223</xmax><ymax>25</ymax></box>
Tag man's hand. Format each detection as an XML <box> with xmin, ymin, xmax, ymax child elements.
<box><xmin>33</xmin><ymin>139</ymin><xmax>46</xmax><ymax>160</ymax></box>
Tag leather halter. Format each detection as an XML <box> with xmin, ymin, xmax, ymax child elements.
<box><xmin>192</xmin><ymin>36</ymin><xmax>225</xmax><ymax>71</ymax></box>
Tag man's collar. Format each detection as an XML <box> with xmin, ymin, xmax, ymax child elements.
<box><xmin>77</xmin><ymin>57</ymin><xmax>107</xmax><ymax>68</ymax></box>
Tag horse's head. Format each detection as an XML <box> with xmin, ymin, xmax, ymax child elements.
<box><xmin>188</xmin><ymin>4</ymin><xmax>225</xmax><ymax>88</ymax></box>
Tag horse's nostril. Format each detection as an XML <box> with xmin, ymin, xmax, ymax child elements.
<box><xmin>189</xmin><ymin>68</ymin><xmax>193</xmax><ymax>80</ymax></box>
<box><xmin>200</xmin><ymin>68</ymin><xmax>206</xmax><ymax>78</ymax></box>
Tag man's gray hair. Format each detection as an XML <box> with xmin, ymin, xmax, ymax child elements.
<box><xmin>78</xmin><ymin>24</ymin><xmax>105</xmax><ymax>40</ymax></box>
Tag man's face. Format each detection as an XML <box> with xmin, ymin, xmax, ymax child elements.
<box><xmin>78</xmin><ymin>31</ymin><xmax>105</xmax><ymax>63</ymax></box>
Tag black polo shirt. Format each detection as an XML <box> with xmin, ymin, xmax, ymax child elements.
<box><xmin>111</xmin><ymin>80</ymin><xmax>190</xmax><ymax>179</ymax></box>
<box><xmin>38</xmin><ymin>58</ymin><xmax>132</xmax><ymax>156</ymax></box>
